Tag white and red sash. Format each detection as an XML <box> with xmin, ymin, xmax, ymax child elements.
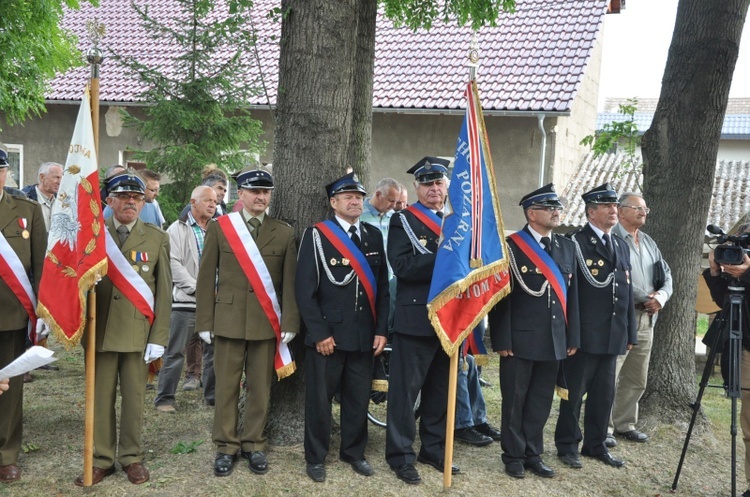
<box><xmin>0</xmin><ymin>230</ymin><xmax>38</xmax><ymax>341</ymax></box>
<box><xmin>105</xmin><ymin>228</ymin><xmax>155</xmax><ymax>324</ymax></box>
<box><xmin>217</xmin><ymin>212</ymin><xmax>295</xmax><ymax>379</ymax></box>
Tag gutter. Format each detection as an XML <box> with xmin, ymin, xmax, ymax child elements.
<box><xmin>537</xmin><ymin>114</ymin><xmax>547</xmax><ymax>187</ymax></box>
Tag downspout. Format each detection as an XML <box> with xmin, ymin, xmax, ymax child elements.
<box><xmin>537</xmin><ymin>114</ymin><xmax>546</xmax><ymax>187</ymax></box>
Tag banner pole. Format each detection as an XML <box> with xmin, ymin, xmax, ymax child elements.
<box><xmin>443</xmin><ymin>350</ymin><xmax>459</xmax><ymax>489</ymax></box>
<box><xmin>83</xmin><ymin>43</ymin><xmax>103</xmax><ymax>487</ymax></box>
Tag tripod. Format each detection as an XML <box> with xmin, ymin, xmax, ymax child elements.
<box><xmin>673</xmin><ymin>281</ymin><xmax>747</xmax><ymax>496</ymax></box>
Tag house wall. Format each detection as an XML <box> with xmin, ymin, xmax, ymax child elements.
<box><xmin>550</xmin><ymin>31</ymin><xmax>602</xmax><ymax>194</ymax></box>
<box><xmin>717</xmin><ymin>140</ymin><xmax>750</xmax><ymax>162</ymax></box>
<box><xmin>371</xmin><ymin>112</ymin><xmax>552</xmax><ymax>230</ymax></box>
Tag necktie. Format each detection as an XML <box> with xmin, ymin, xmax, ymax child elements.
<box><xmin>349</xmin><ymin>225</ymin><xmax>361</xmax><ymax>249</ymax></box>
<box><xmin>541</xmin><ymin>236</ymin><xmax>552</xmax><ymax>255</ymax></box>
<box><xmin>602</xmin><ymin>233</ymin><xmax>614</xmax><ymax>259</ymax></box>
<box><xmin>436</xmin><ymin>211</ymin><xmax>444</xmax><ymax>219</ymax></box>
<box><xmin>249</xmin><ymin>218</ymin><xmax>261</xmax><ymax>240</ymax></box>
<box><xmin>116</xmin><ymin>225</ymin><xmax>129</xmax><ymax>246</ymax></box>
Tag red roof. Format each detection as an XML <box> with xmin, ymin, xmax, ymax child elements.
<box><xmin>50</xmin><ymin>0</ymin><xmax>607</xmax><ymax>112</ymax></box>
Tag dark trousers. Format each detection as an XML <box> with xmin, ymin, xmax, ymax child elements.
<box><xmin>0</xmin><ymin>329</ymin><xmax>25</xmax><ymax>465</ymax></box>
<box><xmin>304</xmin><ymin>347</ymin><xmax>373</xmax><ymax>464</ymax></box>
<box><xmin>555</xmin><ymin>351</ymin><xmax>617</xmax><ymax>456</ymax></box>
<box><xmin>500</xmin><ymin>356</ymin><xmax>558</xmax><ymax>464</ymax></box>
<box><xmin>385</xmin><ymin>332</ymin><xmax>449</xmax><ymax>467</ymax></box>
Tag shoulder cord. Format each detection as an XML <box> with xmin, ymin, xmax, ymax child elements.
<box><xmin>507</xmin><ymin>245</ymin><xmax>549</xmax><ymax>297</ymax></box>
<box><xmin>312</xmin><ymin>228</ymin><xmax>356</xmax><ymax>286</ymax></box>
<box><xmin>571</xmin><ymin>235</ymin><xmax>615</xmax><ymax>288</ymax></box>
<box><xmin>399</xmin><ymin>212</ymin><xmax>433</xmax><ymax>255</ymax></box>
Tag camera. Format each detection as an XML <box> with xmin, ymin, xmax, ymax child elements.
<box><xmin>707</xmin><ymin>224</ymin><xmax>750</xmax><ymax>265</ymax></box>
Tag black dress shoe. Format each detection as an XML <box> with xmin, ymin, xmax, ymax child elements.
<box><xmin>306</xmin><ymin>463</ymin><xmax>326</xmax><ymax>482</ymax></box>
<box><xmin>584</xmin><ymin>451</ymin><xmax>625</xmax><ymax>468</ymax></box>
<box><xmin>505</xmin><ymin>461</ymin><xmax>525</xmax><ymax>478</ymax></box>
<box><xmin>392</xmin><ymin>463</ymin><xmax>421</xmax><ymax>484</ymax></box>
<box><xmin>241</xmin><ymin>450</ymin><xmax>268</xmax><ymax>475</ymax></box>
<box><xmin>615</xmin><ymin>429</ymin><xmax>649</xmax><ymax>442</ymax></box>
<box><xmin>417</xmin><ymin>453</ymin><xmax>460</xmax><ymax>474</ymax></box>
<box><xmin>474</xmin><ymin>422</ymin><xmax>502</xmax><ymax>441</ymax></box>
<box><xmin>525</xmin><ymin>460</ymin><xmax>555</xmax><ymax>478</ymax></box>
<box><xmin>214</xmin><ymin>453</ymin><xmax>237</xmax><ymax>477</ymax></box>
<box><xmin>605</xmin><ymin>435</ymin><xmax>617</xmax><ymax>448</ymax></box>
<box><xmin>478</xmin><ymin>377</ymin><xmax>492</xmax><ymax>388</ymax></box>
<box><xmin>455</xmin><ymin>427</ymin><xmax>493</xmax><ymax>446</ymax></box>
<box><xmin>349</xmin><ymin>459</ymin><xmax>374</xmax><ymax>477</ymax></box>
<box><xmin>558</xmin><ymin>452</ymin><xmax>582</xmax><ymax>469</ymax></box>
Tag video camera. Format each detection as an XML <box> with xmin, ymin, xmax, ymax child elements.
<box><xmin>707</xmin><ymin>224</ymin><xmax>750</xmax><ymax>265</ymax></box>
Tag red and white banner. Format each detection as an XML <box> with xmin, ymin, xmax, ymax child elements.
<box><xmin>0</xmin><ymin>231</ymin><xmax>38</xmax><ymax>340</ymax></box>
<box><xmin>37</xmin><ymin>86</ymin><xmax>108</xmax><ymax>346</ymax></box>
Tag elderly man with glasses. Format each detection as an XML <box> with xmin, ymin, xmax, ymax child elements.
<box><xmin>606</xmin><ymin>193</ymin><xmax>672</xmax><ymax>446</ymax></box>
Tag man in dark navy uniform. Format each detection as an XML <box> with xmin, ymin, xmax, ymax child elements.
<box><xmin>554</xmin><ymin>183</ymin><xmax>636</xmax><ymax>469</ymax></box>
<box><xmin>296</xmin><ymin>172</ymin><xmax>389</xmax><ymax>483</ymax></box>
<box><xmin>489</xmin><ymin>183</ymin><xmax>580</xmax><ymax>479</ymax></box>
<box><xmin>385</xmin><ymin>157</ymin><xmax>457</xmax><ymax>485</ymax></box>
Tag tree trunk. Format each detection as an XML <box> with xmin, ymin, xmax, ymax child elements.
<box><xmin>346</xmin><ymin>0</ymin><xmax>377</xmax><ymax>186</ymax></box>
<box><xmin>268</xmin><ymin>0</ymin><xmax>371</xmax><ymax>445</ymax></box>
<box><xmin>640</xmin><ymin>0</ymin><xmax>750</xmax><ymax>422</ymax></box>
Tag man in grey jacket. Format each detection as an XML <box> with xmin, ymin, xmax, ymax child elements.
<box><xmin>154</xmin><ymin>186</ymin><xmax>218</xmax><ymax>412</ymax></box>
<box><xmin>607</xmin><ymin>192</ymin><xmax>672</xmax><ymax>444</ymax></box>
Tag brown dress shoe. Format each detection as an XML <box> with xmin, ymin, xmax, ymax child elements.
<box><xmin>123</xmin><ymin>462</ymin><xmax>150</xmax><ymax>484</ymax></box>
<box><xmin>0</xmin><ymin>464</ymin><xmax>20</xmax><ymax>483</ymax></box>
<box><xmin>74</xmin><ymin>466</ymin><xmax>115</xmax><ymax>486</ymax></box>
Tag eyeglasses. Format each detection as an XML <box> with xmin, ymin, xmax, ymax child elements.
<box><xmin>530</xmin><ymin>206</ymin><xmax>564</xmax><ymax>212</ymax></box>
<box><xmin>621</xmin><ymin>205</ymin><xmax>650</xmax><ymax>214</ymax></box>
<box><xmin>146</xmin><ymin>187</ymin><xmax>160</xmax><ymax>194</ymax></box>
<box><xmin>113</xmin><ymin>193</ymin><xmax>144</xmax><ymax>201</ymax></box>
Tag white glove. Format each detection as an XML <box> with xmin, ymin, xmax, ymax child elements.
<box><xmin>35</xmin><ymin>319</ymin><xmax>50</xmax><ymax>339</ymax></box>
<box><xmin>144</xmin><ymin>343</ymin><xmax>165</xmax><ymax>364</ymax></box>
<box><xmin>199</xmin><ymin>331</ymin><xmax>213</xmax><ymax>344</ymax></box>
<box><xmin>281</xmin><ymin>331</ymin><xmax>296</xmax><ymax>344</ymax></box>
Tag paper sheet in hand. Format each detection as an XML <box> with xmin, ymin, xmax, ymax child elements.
<box><xmin>0</xmin><ymin>346</ymin><xmax>57</xmax><ymax>380</ymax></box>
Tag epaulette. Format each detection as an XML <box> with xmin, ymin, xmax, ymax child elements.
<box><xmin>565</xmin><ymin>226</ymin><xmax>583</xmax><ymax>239</ymax></box>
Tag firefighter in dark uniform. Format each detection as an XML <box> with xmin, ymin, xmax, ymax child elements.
<box><xmin>489</xmin><ymin>183</ymin><xmax>580</xmax><ymax>479</ymax></box>
<box><xmin>296</xmin><ymin>172</ymin><xmax>389</xmax><ymax>483</ymax></box>
<box><xmin>385</xmin><ymin>157</ymin><xmax>457</xmax><ymax>485</ymax></box>
<box><xmin>554</xmin><ymin>183</ymin><xmax>636</xmax><ymax>469</ymax></box>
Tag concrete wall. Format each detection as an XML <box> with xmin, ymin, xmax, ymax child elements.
<box><xmin>717</xmin><ymin>140</ymin><xmax>750</xmax><ymax>162</ymax></box>
<box><xmin>549</xmin><ymin>32</ymin><xmax>602</xmax><ymax>192</ymax></box>
<box><xmin>371</xmin><ymin>112</ymin><xmax>555</xmax><ymax>230</ymax></box>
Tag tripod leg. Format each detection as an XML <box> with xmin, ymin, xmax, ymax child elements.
<box><xmin>672</xmin><ymin>315</ymin><xmax>727</xmax><ymax>491</ymax></box>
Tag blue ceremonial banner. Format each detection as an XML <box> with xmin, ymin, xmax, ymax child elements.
<box><xmin>427</xmin><ymin>80</ymin><xmax>511</xmax><ymax>357</ymax></box>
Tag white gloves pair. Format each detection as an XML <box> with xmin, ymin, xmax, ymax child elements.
<box><xmin>197</xmin><ymin>331</ymin><xmax>296</xmax><ymax>345</ymax></box>
<box><xmin>144</xmin><ymin>344</ymin><xmax>165</xmax><ymax>363</ymax></box>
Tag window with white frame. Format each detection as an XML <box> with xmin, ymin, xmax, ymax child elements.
<box><xmin>4</xmin><ymin>144</ymin><xmax>23</xmax><ymax>188</ymax></box>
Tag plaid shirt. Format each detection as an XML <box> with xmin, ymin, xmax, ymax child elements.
<box><xmin>188</xmin><ymin>211</ymin><xmax>207</xmax><ymax>260</ymax></box>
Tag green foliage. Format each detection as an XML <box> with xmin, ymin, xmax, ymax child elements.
<box><xmin>696</xmin><ymin>314</ymin><xmax>709</xmax><ymax>338</ymax></box>
<box><xmin>381</xmin><ymin>0</ymin><xmax>516</xmax><ymax>30</ymax></box>
<box><xmin>158</xmin><ymin>183</ymin><xmax>189</xmax><ymax>227</ymax></box>
<box><xmin>170</xmin><ymin>440</ymin><xmax>204</xmax><ymax>454</ymax></box>
<box><xmin>0</xmin><ymin>0</ymin><xmax>95</xmax><ymax>129</ymax></box>
<box><xmin>115</xmin><ymin>0</ymin><xmax>265</xmax><ymax>206</ymax></box>
<box><xmin>580</xmin><ymin>98</ymin><xmax>642</xmax><ymax>186</ymax></box>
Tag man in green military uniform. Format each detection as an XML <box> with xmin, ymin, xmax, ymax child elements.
<box><xmin>0</xmin><ymin>149</ymin><xmax>47</xmax><ymax>483</ymax></box>
<box><xmin>196</xmin><ymin>167</ymin><xmax>299</xmax><ymax>478</ymax></box>
<box><xmin>75</xmin><ymin>171</ymin><xmax>172</xmax><ymax>486</ymax></box>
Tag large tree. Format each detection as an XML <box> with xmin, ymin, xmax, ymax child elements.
<box><xmin>640</xmin><ymin>0</ymin><xmax>750</xmax><ymax>420</ymax></box>
<box><xmin>268</xmin><ymin>0</ymin><xmax>514</xmax><ymax>444</ymax></box>
<box><xmin>0</xmin><ymin>0</ymin><xmax>93</xmax><ymax>129</ymax></box>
